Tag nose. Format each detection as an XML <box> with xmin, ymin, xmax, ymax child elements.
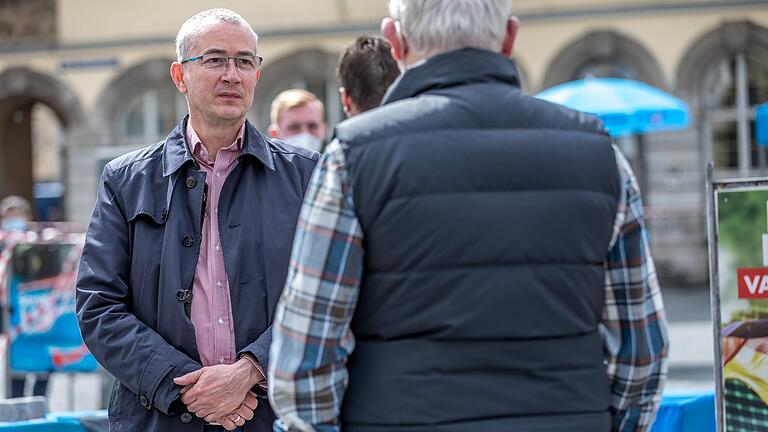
<box><xmin>221</xmin><ymin>59</ymin><xmax>241</xmax><ymax>84</ymax></box>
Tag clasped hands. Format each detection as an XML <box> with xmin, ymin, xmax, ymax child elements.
<box><xmin>174</xmin><ymin>357</ymin><xmax>265</xmax><ymax>430</ymax></box>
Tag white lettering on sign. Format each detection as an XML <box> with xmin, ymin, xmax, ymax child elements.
<box><xmin>744</xmin><ymin>275</ymin><xmax>768</xmax><ymax>294</ymax></box>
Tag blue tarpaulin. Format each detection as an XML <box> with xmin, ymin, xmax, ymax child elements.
<box><xmin>650</xmin><ymin>391</ymin><xmax>715</xmax><ymax>432</ymax></box>
<box><xmin>0</xmin><ymin>410</ymin><xmax>107</xmax><ymax>432</ymax></box>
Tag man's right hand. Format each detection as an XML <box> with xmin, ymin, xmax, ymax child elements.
<box><xmin>207</xmin><ymin>391</ymin><xmax>259</xmax><ymax>430</ymax></box>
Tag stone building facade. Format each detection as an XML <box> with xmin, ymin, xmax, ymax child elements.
<box><xmin>0</xmin><ymin>0</ymin><xmax>767</xmax><ymax>286</ymax></box>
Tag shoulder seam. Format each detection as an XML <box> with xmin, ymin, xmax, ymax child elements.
<box><xmin>107</xmin><ymin>141</ymin><xmax>165</xmax><ymax>173</ymax></box>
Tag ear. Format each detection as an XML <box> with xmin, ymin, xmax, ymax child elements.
<box><xmin>267</xmin><ymin>124</ymin><xmax>281</xmax><ymax>138</ymax></box>
<box><xmin>381</xmin><ymin>17</ymin><xmax>405</xmax><ymax>61</ymax></box>
<box><xmin>255</xmin><ymin>69</ymin><xmax>261</xmax><ymax>82</ymax></box>
<box><xmin>170</xmin><ymin>62</ymin><xmax>188</xmax><ymax>94</ymax></box>
<box><xmin>501</xmin><ymin>17</ymin><xmax>520</xmax><ymax>58</ymax></box>
<box><xmin>340</xmin><ymin>87</ymin><xmax>352</xmax><ymax>116</ymax></box>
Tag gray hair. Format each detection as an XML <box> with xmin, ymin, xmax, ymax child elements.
<box><xmin>175</xmin><ymin>8</ymin><xmax>259</xmax><ymax>61</ymax></box>
<box><xmin>388</xmin><ymin>0</ymin><xmax>511</xmax><ymax>55</ymax></box>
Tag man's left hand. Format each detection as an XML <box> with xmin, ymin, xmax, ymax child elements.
<box><xmin>207</xmin><ymin>391</ymin><xmax>259</xmax><ymax>430</ymax></box>
<box><xmin>174</xmin><ymin>358</ymin><xmax>262</xmax><ymax>419</ymax></box>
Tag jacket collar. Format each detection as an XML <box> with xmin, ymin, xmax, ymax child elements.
<box><xmin>162</xmin><ymin>115</ymin><xmax>275</xmax><ymax>177</ymax></box>
<box><xmin>382</xmin><ymin>48</ymin><xmax>521</xmax><ymax>105</ymax></box>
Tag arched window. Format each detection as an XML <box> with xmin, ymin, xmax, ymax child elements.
<box><xmin>703</xmin><ymin>56</ymin><xmax>768</xmax><ymax>172</ymax></box>
<box><xmin>93</xmin><ymin>58</ymin><xmax>186</xmax><ymax>146</ymax></box>
<box><xmin>120</xmin><ymin>86</ymin><xmax>186</xmax><ymax>145</ymax></box>
<box><xmin>677</xmin><ymin>21</ymin><xmax>768</xmax><ymax>177</ymax></box>
<box><xmin>251</xmin><ymin>49</ymin><xmax>344</xmax><ymax>134</ymax></box>
<box><xmin>542</xmin><ymin>31</ymin><xmax>666</xmax><ymax>91</ymax></box>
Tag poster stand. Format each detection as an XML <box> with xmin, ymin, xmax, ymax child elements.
<box><xmin>707</xmin><ymin>163</ymin><xmax>768</xmax><ymax>431</ymax></box>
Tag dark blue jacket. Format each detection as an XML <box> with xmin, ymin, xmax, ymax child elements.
<box><xmin>335</xmin><ymin>48</ymin><xmax>619</xmax><ymax>432</ymax></box>
<box><xmin>76</xmin><ymin>118</ymin><xmax>318</xmax><ymax>431</ymax></box>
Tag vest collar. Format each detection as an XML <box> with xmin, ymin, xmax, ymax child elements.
<box><xmin>382</xmin><ymin>48</ymin><xmax>521</xmax><ymax>105</ymax></box>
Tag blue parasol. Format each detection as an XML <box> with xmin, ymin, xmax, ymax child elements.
<box><xmin>535</xmin><ymin>77</ymin><xmax>690</xmax><ymax>137</ymax></box>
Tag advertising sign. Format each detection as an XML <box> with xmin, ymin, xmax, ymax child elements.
<box><xmin>708</xmin><ymin>166</ymin><xmax>768</xmax><ymax>431</ymax></box>
<box><xmin>4</xmin><ymin>239</ymin><xmax>97</xmax><ymax>373</ymax></box>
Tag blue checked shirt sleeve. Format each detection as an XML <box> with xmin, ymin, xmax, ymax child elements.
<box><xmin>601</xmin><ymin>146</ymin><xmax>670</xmax><ymax>432</ymax></box>
<box><xmin>269</xmin><ymin>139</ymin><xmax>363</xmax><ymax>432</ymax></box>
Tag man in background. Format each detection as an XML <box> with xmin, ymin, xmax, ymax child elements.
<box><xmin>0</xmin><ymin>195</ymin><xmax>48</xmax><ymax>398</ymax></box>
<box><xmin>269</xmin><ymin>0</ymin><xmax>669</xmax><ymax>431</ymax></box>
<box><xmin>0</xmin><ymin>196</ymin><xmax>31</xmax><ymax>233</ymax></box>
<box><xmin>337</xmin><ymin>35</ymin><xmax>400</xmax><ymax>117</ymax></box>
<box><xmin>268</xmin><ymin>89</ymin><xmax>327</xmax><ymax>152</ymax></box>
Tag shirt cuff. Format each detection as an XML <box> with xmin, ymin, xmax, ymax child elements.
<box><xmin>239</xmin><ymin>352</ymin><xmax>267</xmax><ymax>389</ymax></box>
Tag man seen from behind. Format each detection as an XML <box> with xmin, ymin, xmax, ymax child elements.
<box><xmin>269</xmin><ymin>0</ymin><xmax>669</xmax><ymax>431</ymax></box>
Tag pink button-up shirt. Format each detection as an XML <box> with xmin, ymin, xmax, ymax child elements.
<box><xmin>186</xmin><ymin>122</ymin><xmax>244</xmax><ymax>367</ymax></box>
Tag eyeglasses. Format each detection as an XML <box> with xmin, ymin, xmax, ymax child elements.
<box><xmin>181</xmin><ymin>53</ymin><xmax>263</xmax><ymax>72</ymax></box>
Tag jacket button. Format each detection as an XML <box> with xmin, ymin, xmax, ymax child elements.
<box><xmin>161</xmin><ymin>208</ymin><xmax>168</xmax><ymax>221</ymax></box>
<box><xmin>180</xmin><ymin>412</ymin><xmax>193</xmax><ymax>423</ymax></box>
<box><xmin>186</xmin><ymin>176</ymin><xmax>196</xmax><ymax>188</ymax></box>
<box><xmin>182</xmin><ymin>235</ymin><xmax>194</xmax><ymax>247</ymax></box>
<box><xmin>139</xmin><ymin>395</ymin><xmax>149</xmax><ymax>408</ymax></box>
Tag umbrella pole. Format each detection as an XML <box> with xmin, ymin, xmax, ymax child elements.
<box><xmin>760</xmin><ymin>146</ymin><xmax>767</xmax><ymax>177</ymax></box>
<box><xmin>637</xmin><ymin>134</ymin><xmax>649</xmax><ymax>200</ymax></box>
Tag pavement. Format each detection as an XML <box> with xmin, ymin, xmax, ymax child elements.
<box><xmin>663</xmin><ymin>286</ymin><xmax>715</xmax><ymax>392</ymax></box>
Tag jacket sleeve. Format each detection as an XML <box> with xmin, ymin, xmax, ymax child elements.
<box><xmin>239</xmin><ymin>325</ymin><xmax>272</xmax><ymax>374</ymax></box>
<box><xmin>76</xmin><ymin>167</ymin><xmax>201</xmax><ymax>415</ymax></box>
<box><xmin>238</xmin><ymin>153</ymin><xmax>319</xmax><ymax>376</ymax></box>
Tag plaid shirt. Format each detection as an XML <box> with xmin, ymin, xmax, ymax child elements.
<box><xmin>269</xmin><ymin>140</ymin><xmax>669</xmax><ymax>432</ymax></box>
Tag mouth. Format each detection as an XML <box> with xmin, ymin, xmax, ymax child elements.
<box><xmin>218</xmin><ymin>92</ymin><xmax>242</xmax><ymax>99</ymax></box>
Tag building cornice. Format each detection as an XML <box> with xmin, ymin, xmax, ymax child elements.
<box><xmin>0</xmin><ymin>0</ymin><xmax>764</xmax><ymax>55</ymax></box>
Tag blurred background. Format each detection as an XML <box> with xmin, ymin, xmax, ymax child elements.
<box><xmin>0</xmin><ymin>0</ymin><xmax>765</xmax><ymax>415</ymax></box>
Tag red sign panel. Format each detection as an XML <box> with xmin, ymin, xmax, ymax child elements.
<box><xmin>738</xmin><ymin>268</ymin><xmax>768</xmax><ymax>299</ymax></box>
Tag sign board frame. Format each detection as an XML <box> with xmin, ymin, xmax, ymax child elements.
<box><xmin>707</xmin><ymin>163</ymin><xmax>768</xmax><ymax>431</ymax></box>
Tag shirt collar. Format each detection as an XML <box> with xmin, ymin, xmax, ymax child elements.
<box><xmin>162</xmin><ymin>115</ymin><xmax>275</xmax><ymax>177</ymax></box>
<box><xmin>185</xmin><ymin>121</ymin><xmax>244</xmax><ymax>165</ymax></box>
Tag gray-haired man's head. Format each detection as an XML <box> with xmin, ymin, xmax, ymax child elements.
<box><xmin>175</xmin><ymin>8</ymin><xmax>258</xmax><ymax>62</ymax></box>
<box><xmin>385</xmin><ymin>0</ymin><xmax>515</xmax><ymax>62</ymax></box>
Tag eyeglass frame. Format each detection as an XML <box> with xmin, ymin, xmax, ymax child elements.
<box><xmin>180</xmin><ymin>52</ymin><xmax>264</xmax><ymax>71</ymax></box>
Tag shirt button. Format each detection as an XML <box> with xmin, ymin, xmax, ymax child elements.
<box><xmin>218</xmin><ymin>318</ymin><xmax>224</xmax><ymax>325</ymax></box>
<box><xmin>216</xmin><ymin>281</ymin><xmax>223</xmax><ymax>288</ymax></box>
<box><xmin>219</xmin><ymin>357</ymin><xmax>225</xmax><ymax>364</ymax></box>
<box><xmin>216</xmin><ymin>171</ymin><xmax>222</xmax><ymax>178</ymax></box>
<box><xmin>215</xmin><ymin>243</ymin><xmax>221</xmax><ymax>251</ymax></box>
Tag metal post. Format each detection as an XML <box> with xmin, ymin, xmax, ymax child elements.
<box><xmin>736</xmin><ymin>54</ymin><xmax>750</xmax><ymax>177</ymax></box>
<box><xmin>706</xmin><ymin>162</ymin><xmax>725</xmax><ymax>431</ymax></box>
<box><xmin>2</xmin><ymin>242</ymin><xmax>12</xmax><ymax>400</ymax></box>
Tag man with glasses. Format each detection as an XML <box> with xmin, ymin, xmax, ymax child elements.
<box><xmin>77</xmin><ymin>8</ymin><xmax>317</xmax><ymax>432</ymax></box>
